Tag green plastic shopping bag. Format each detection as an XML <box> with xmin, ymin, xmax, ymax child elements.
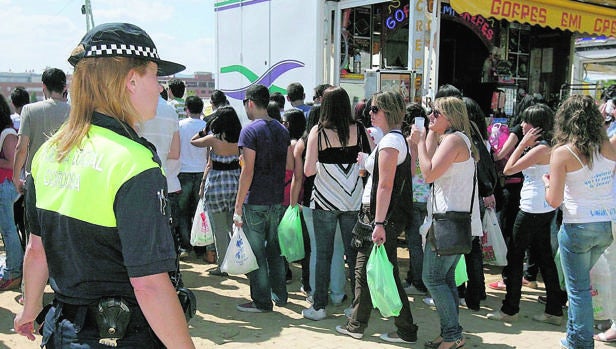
<box><xmin>277</xmin><ymin>205</ymin><xmax>305</xmax><ymax>262</ymax></box>
<box><xmin>366</xmin><ymin>244</ymin><xmax>402</xmax><ymax>317</ymax></box>
<box><xmin>455</xmin><ymin>256</ymin><xmax>468</xmax><ymax>286</ymax></box>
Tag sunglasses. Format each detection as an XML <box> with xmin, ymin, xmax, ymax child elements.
<box><xmin>432</xmin><ymin>109</ymin><xmax>442</xmax><ymax>118</ymax></box>
<box><xmin>243</xmin><ymin>98</ymin><xmax>251</xmax><ymax>105</ymax></box>
<box><xmin>369</xmin><ymin>105</ymin><xmax>379</xmax><ymax>114</ymax></box>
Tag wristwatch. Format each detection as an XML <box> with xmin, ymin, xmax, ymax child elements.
<box><xmin>374</xmin><ymin>221</ymin><xmax>387</xmax><ymax>226</ymax></box>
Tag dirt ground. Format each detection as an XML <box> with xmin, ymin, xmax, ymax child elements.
<box><xmin>1</xmin><ymin>245</ymin><xmax>615</xmax><ymax>348</ymax></box>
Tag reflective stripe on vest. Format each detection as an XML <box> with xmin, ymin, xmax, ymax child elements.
<box><xmin>32</xmin><ymin>125</ymin><xmax>160</xmax><ymax>227</ymax></box>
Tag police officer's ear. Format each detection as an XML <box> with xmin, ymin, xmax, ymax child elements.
<box><xmin>126</xmin><ymin>70</ymin><xmax>138</xmax><ymax>94</ymax></box>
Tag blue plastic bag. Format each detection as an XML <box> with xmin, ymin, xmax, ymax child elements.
<box><xmin>277</xmin><ymin>205</ymin><xmax>305</xmax><ymax>262</ymax></box>
<box><xmin>366</xmin><ymin>244</ymin><xmax>402</xmax><ymax>317</ymax></box>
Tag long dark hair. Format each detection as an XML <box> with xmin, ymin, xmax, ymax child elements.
<box><xmin>319</xmin><ymin>86</ymin><xmax>354</xmax><ymax>146</ymax></box>
<box><xmin>283</xmin><ymin>109</ymin><xmax>306</xmax><ymax>140</ymax></box>
<box><xmin>303</xmin><ymin>105</ymin><xmax>320</xmax><ymax>144</ymax></box>
<box><xmin>463</xmin><ymin>97</ymin><xmax>488</xmax><ymax>140</ymax></box>
<box><xmin>0</xmin><ymin>94</ymin><xmax>14</xmax><ymax>130</ymax></box>
<box><xmin>521</xmin><ymin>103</ymin><xmax>554</xmax><ymax>143</ymax></box>
<box><xmin>209</xmin><ymin>106</ymin><xmax>242</xmax><ymax>143</ymax></box>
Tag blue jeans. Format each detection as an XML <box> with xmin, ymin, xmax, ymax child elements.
<box><xmin>243</xmin><ymin>204</ymin><xmax>287</xmax><ymax>310</ymax></box>
<box><xmin>405</xmin><ymin>202</ymin><xmax>427</xmax><ymax>289</ymax></box>
<box><xmin>177</xmin><ymin>172</ymin><xmax>204</xmax><ymax>250</ymax></box>
<box><xmin>312</xmin><ymin>209</ymin><xmax>357</xmax><ymax>310</ymax></box>
<box><xmin>423</xmin><ymin>244</ymin><xmax>463</xmax><ymax>342</ymax></box>
<box><xmin>303</xmin><ymin>206</ymin><xmax>346</xmax><ymax>302</ymax></box>
<box><xmin>0</xmin><ymin>180</ymin><xmax>22</xmax><ymax>280</ymax></box>
<box><xmin>559</xmin><ymin>222</ymin><xmax>613</xmax><ymax>349</ymax></box>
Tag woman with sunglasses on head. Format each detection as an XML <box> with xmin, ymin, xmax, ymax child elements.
<box><xmin>408</xmin><ymin>96</ymin><xmax>481</xmax><ymax>349</ymax></box>
<box><xmin>543</xmin><ymin>95</ymin><xmax>616</xmax><ymax>349</ymax></box>
<box><xmin>336</xmin><ymin>91</ymin><xmax>417</xmax><ymax>343</ymax></box>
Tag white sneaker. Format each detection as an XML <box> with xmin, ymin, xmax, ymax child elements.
<box><xmin>423</xmin><ymin>297</ymin><xmax>435</xmax><ymax>306</ymax></box>
<box><xmin>302</xmin><ymin>306</ymin><xmax>327</xmax><ymax>320</ymax></box>
<box><xmin>459</xmin><ymin>298</ymin><xmax>467</xmax><ymax>307</ymax></box>
<box><xmin>335</xmin><ymin>325</ymin><xmax>364</xmax><ymax>339</ymax></box>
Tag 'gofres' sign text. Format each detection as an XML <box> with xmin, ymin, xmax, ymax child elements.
<box><xmin>450</xmin><ymin>0</ymin><xmax>616</xmax><ymax>36</ymax></box>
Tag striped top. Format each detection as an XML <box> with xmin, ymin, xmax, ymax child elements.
<box><xmin>311</xmin><ymin>127</ymin><xmax>363</xmax><ymax>211</ymax></box>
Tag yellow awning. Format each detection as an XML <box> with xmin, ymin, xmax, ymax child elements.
<box><xmin>450</xmin><ymin>0</ymin><xmax>616</xmax><ymax>37</ymax></box>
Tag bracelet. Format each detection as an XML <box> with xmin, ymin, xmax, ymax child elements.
<box><xmin>374</xmin><ymin>221</ymin><xmax>387</xmax><ymax>226</ymax></box>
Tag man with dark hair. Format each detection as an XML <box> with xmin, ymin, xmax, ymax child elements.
<box><xmin>234</xmin><ymin>84</ymin><xmax>290</xmax><ymax>313</ymax></box>
<box><xmin>178</xmin><ymin>95</ymin><xmax>208</xmax><ymax>259</ymax></box>
<box><xmin>13</xmin><ymin>68</ymin><xmax>69</xmax><ymax>241</ymax></box>
<box><xmin>10</xmin><ymin>87</ymin><xmax>29</xmax><ymax>130</ymax></box>
<box><xmin>270</xmin><ymin>92</ymin><xmax>286</xmax><ymax>111</ymax></box>
<box><xmin>168</xmin><ymin>78</ymin><xmax>186</xmax><ymax>119</ymax></box>
<box><xmin>313</xmin><ymin>83</ymin><xmax>332</xmax><ymax>105</ymax></box>
<box><xmin>286</xmin><ymin>82</ymin><xmax>311</xmax><ymax>117</ymax></box>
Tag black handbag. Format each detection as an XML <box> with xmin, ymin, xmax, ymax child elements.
<box><xmin>351</xmin><ymin>206</ymin><xmax>374</xmax><ymax>248</ymax></box>
<box><xmin>428</xmin><ymin>169</ymin><xmax>476</xmax><ymax>256</ymax></box>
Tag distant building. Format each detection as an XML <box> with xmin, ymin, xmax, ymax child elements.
<box><xmin>0</xmin><ymin>72</ymin><xmax>44</xmax><ymax>108</ymax></box>
<box><xmin>159</xmin><ymin>72</ymin><xmax>215</xmax><ymax>100</ymax></box>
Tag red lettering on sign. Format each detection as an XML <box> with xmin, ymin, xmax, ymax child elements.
<box><xmin>561</xmin><ymin>12</ymin><xmax>581</xmax><ymax>30</ymax></box>
<box><xmin>460</xmin><ymin>12</ymin><xmax>495</xmax><ymax>43</ymax></box>
<box><xmin>491</xmin><ymin>0</ymin><xmax>547</xmax><ymax>24</ymax></box>
<box><xmin>594</xmin><ymin>18</ymin><xmax>616</xmax><ymax>35</ymax></box>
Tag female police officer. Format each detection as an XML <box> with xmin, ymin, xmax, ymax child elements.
<box><xmin>14</xmin><ymin>23</ymin><xmax>195</xmax><ymax>348</ymax></box>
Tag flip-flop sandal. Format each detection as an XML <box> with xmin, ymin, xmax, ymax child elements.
<box><xmin>594</xmin><ymin>331</ymin><xmax>616</xmax><ymax>343</ymax></box>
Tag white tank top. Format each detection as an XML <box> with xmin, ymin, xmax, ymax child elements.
<box><xmin>562</xmin><ymin>145</ymin><xmax>616</xmax><ymax>223</ymax></box>
<box><xmin>520</xmin><ymin>163</ymin><xmax>554</xmax><ymax>213</ymax></box>
<box><xmin>431</xmin><ymin>132</ymin><xmax>483</xmax><ymax>237</ymax></box>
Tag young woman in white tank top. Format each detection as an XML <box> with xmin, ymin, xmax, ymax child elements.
<box><xmin>487</xmin><ymin>104</ymin><xmax>564</xmax><ymax>325</ymax></box>
<box><xmin>543</xmin><ymin>95</ymin><xmax>616</xmax><ymax>349</ymax></box>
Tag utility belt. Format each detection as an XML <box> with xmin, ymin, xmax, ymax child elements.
<box><xmin>211</xmin><ymin>160</ymin><xmax>240</xmax><ymax>171</ymax></box>
<box><xmin>47</xmin><ymin>297</ymin><xmax>153</xmax><ymax>347</ymax></box>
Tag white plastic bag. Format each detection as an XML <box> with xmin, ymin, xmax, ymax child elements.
<box><xmin>591</xmin><ymin>253</ymin><xmax>612</xmax><ymax>320</ymax></box>
<box><xmin>190</xmin><ymin>199</ymin><xmax>214</xmax><ymax>247</ymax></box>
<box><xmin>590</xmin><ymin>223</ymin><xmax>616</xmax><ymax>320</ymax></box>
<box><xmin>220</xmin><ymin>225</ymin><xmax>259</xmax><ymax>275</ymax></box>
<box><xmin>481</xmin><ymin>208</ymin><xmax>508</xmax><ymax>266</ymax></box>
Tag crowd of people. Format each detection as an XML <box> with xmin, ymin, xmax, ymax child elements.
<box><xmin>0</xmin><ymin>22</ymin><xmax>615</xmax><ymax>349</ymax></box>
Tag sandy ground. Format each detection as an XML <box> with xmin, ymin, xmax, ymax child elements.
<box><xmin>1</xmin><ymin>244</ymin><xmax>615</xmax><ymax>349</ymax></box>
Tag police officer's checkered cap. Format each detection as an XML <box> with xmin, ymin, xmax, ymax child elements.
<box><xmin>68</xmin><ymin>22</ymin><xmax>185</xmax><ymax>76</ymax></box>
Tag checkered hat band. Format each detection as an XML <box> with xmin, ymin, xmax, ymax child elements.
<box><xmin>85</xmin><ymin>44</ymin><xmax>159</xmax><ymax>59</ymax></box>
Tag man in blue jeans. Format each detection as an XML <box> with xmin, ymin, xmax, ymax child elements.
<box><xmin>233</xmin><ymin>84</ymin><xmax>290</xmax><ymax>312</ymax></box>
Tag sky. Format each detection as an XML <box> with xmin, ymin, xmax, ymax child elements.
<box><xmin>0</xmin><ymin>0</ymin><xmax>216</xmax><ymax>75</ymax></box>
